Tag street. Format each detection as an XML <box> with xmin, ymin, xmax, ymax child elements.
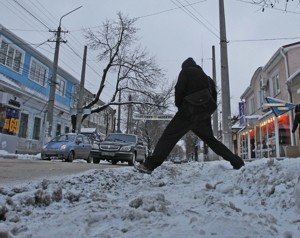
<box><xmin>0</xmin><ymin>157</ymin><xmax>122</xmax><ymax>186</ymax></box>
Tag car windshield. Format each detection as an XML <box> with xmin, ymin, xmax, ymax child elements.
<box><xmin>51</xmin><ymin>134</ymin><xmax>76</xmax><ymax>142</ymax></box>
<box><xmin>105</xmin><ymin>134</ymin><xmax>136</xmax><ymax>143</ymax></box>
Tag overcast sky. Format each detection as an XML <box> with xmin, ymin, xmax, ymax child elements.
<box><xmin>1</xmin><ymin>0</ymin><xmax>300</xmax><ymax>115</ymax></box>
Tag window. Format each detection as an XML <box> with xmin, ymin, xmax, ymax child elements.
<box><xmin>249</xmin><ymin>97</ymin><xmax>255</xmax><ymax>114</ymax></box>
<box><xmin>56</xmin><ymin>76</ymin><xmax>66</xmax><ymax>96</ymax></box>
<box><xmin>76</xmin><ymin>135</ymin><xmax>83</xmax><ymax>143</ymax></box>
<box><xmin>29</xmin><ymin>58</ymin><xmax>48</xmax><ymax>86</ymax></box>
<box><xmin>32</xmin><ymin>117</ymin><xmax>41</xmax><ymax>140</ymax></box>
<box><xmin>18</xmin><ymin>113</ymin><xmax>28</xmax><ymax>138</ymax></box>
<box><xmin>65</xmin><ymin>126</ymin><xmax>69</xmax><ymax>133</ymax></box>
<box><xmin>264</xmin><ymin>80</ymin><xmax>270</xmax><ymax>97</ymax></box>
<box><xmin>83</xmin><ymin>136</ymin><xmax>90</xmax><ymax>144</ymax></box>
<box><xmin>272</xmin><ymin>74</ymin><xmax>280</xmax><ymax>96</ymax></box>
<box><xmin>0</xmin><ymin>39</ymin><xmax>23</xmax><ymax>73</ymax></box>
<box><xmin>56</xmin><ymin>123</ymin><xmax>61</xmax><ymax>136</ymax></box>
<box><xmin>257</xmin><ymin>90</ymin><xmax>264</xmax><ymax>108</ymax></box>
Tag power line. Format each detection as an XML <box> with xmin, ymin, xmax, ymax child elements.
<box><xmin>229</xmin><ymin>36</ymin><xmax>300</xmax><ymax>43</ymax></box>
<box><xmin>2</xmin><ymin>1</ymin><xmax>48</xmax><ymax>35</ymax></box>
<box><xmin>4</xmin><ymin>1</ymin><xmax>108</xmax><ymax>97</ymax></box>
<box><xmin>136</xmin><ymin>0</ymin><xmax>208</xmax><ymax>19</ymax></box>
<box><xmin>183</xmin><ymin>0</ymin><xmax>219</xmax><ymax>33</ymax></box>
<box><xmin>170</xmin><ymin>0</ymin><xmax>220</xmax><ymax>39</ymax></box>
<box><xmin>27</xmin><ymin>0</ymin><xmax>58</xmax><ymax>28</ymax></box>
<box><xmin>12</xmin><ymin>0</ymin><xmax>51</xmax><ymax>30</ymax></box>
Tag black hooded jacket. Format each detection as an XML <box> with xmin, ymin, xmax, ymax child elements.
<box><xmin>292</xmin><ymin>113</ymin><xmax>300</xmax><ymax>133</ymax></box>
<box><xmin>292</xmin><ymin>104</ymin><xmax>300</xmax><ymax>133</ymax></box>
<box><xmin>174</xmin><ymin>57</ymin><xmax>217</xmax><ymax>108</ymax></box>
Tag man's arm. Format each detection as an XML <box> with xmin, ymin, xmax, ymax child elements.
<box><xmin>208</xmin><ymin>77</ymin><xmax>217</xmax><ymax>102</ymax></box>
<box><xmin>292</xmin><ymin>113</ymin><xmax>300</xmax><ymax>133</ymax></box>
<box><xmin>174</xmin><ymin>70</ymin><xmax>186</xmax><ymax>108</ymax></box>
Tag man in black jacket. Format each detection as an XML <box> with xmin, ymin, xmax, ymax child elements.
<box><xmin>292</xmin><ymin>104</ymin><xmax>300</xmax><ymax>134</ymax></box>
<box><xmin>135</xmin><ymin>57</ymin><xmax>245</xmax><ymax>174</ymax></box>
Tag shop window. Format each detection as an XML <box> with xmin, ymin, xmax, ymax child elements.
<box><xmin>278</xmin><ymin>114</ymin><xmax>291</xmax><ymax>145</ymax></box>
<box><xmin>0</xmin><ymin>39</ymin><xmax>23</xmax><ymax>73</ymax></box>
<box><xmin>29</xmin><ymin>58</ymin><xmax>48</xmax><ymax>86</ymax></box>
<box><xmin>255</xmin><ymin>117</ymin><xmax>273</xmax><ymax>158</ymax></box>
<box><xmin>32</xmin><ymin>117</ymin><xmax>41</xmax><ymax>140</ymax></box>
<box><xmin>18</xmin><ymin>113</ymin><xmax>28</xmax><ymax>138</ymax></box>
<box><xmin>239</xmin><ymin>132</ymin><xmax>248</xmax><ymax>160</ymax></box>
<box><xmin>0</xmin><ymin>105</ymin><xmax>20</xmax><ymax>135</ymax></box>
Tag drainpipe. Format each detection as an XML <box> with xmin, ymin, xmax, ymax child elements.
<box><xmin>280</xmin><ymin>47</ymin><xmax>295</xmax><ymax>146</ymax></box>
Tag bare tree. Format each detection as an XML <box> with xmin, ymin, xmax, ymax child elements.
<box><xmin>252</xmin><ymin>0</ymin><xmax>299</xmax><ymax>11</ymax></box>
<box><xmin>73</xmin><ymin>12</ymin><xmax>169</xmax><ymax>131</ymax></box>
<box><xmin>135</xmin><ymin>81</ymin><xmax>176</xmax><ymax>151</ymax></box>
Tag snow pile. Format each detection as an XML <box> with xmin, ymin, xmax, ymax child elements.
<box><xmin>0</xmin><ymin>150</ymin><xmax>40</xmax><ymax>160</ymax></box>
<box><xmin>0</xmin><ymin>158</ymin><xmax>300</xmax><ymax>237</ymax></box>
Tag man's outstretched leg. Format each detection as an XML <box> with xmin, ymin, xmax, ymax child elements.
<box><xmin>192</xmin><ymin>119</ymin><xmax>244</xmax><ymax>170</ymax></box>
<box><xmin>135</xmin><ymin>112</ymin><xmax>191</xmax><ymax>174</ymax></box>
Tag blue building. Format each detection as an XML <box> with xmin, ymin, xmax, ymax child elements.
<box><xmin>0</xmin><ymin>24</ymin><xmax>79</xmax><ymax>154</ymax></box>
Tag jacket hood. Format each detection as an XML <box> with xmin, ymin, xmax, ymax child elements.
<box><xmin>181</xmin><ymin>57</ymin><xmax>197</xmax><ymax>68</ymax></box>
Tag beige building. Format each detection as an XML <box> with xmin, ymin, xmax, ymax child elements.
<box><xmin>79</xmin><ymin>88</ymin><xmax>116</xmax><ymax>138</ymax></box>
<box><xmin>238</xmin><ymin>41</ymin><xmax>300</xmax><ymax>159</ymax></box>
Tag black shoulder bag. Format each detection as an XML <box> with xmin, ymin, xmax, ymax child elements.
<box><xmin>183</xmin><ymin>77</ymin><xmax>217</xmax><ymax>117</ymax></box>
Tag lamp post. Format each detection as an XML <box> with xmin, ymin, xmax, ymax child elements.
<box><xmin>47</xmin><ymin>6</ymin><xmax>82</xmax><ymax>139</ymax></box>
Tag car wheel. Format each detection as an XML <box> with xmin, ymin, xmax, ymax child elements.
<box><xmin>93</xmin><ymin>157</ymin><xmax>100</xmax><ymax>164</ymax></box>
<box><xmin>111</xmin><ymin>160</ymin><xmax>118</xmax><ymax>165</ymax></box>
<box><xmin>67</xmin><ymin>151</ymin><xmax>74</xmax><ymax>162</ymax></box>
<box><xmin>86</xmin><ymin>154</ymin><xmax>92</xmax><ymax>163</ymax></box>
<box><xmin>41</xmin><ymin>155</ymin><xmax>50</xmax><ymax>160</ymax></box>
<box><xmin>128</xmin><ymin>153</ymin><xmax>136</xmax><ymax>166</ymax></box>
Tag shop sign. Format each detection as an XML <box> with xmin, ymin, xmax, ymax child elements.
<box><xmin>265</xmin><ymin>97</ymin><xmax>295</xmax><ymax>117</ymax></box>
<box><xmin>133</xmin><ymin>114</ymin><xmax>173</xmax><ymax>120</ymax></box>
<box><xmin>4</xmin><ymin>118</ymin><xmax>19</xmax><ymax>134</ymax></box>
<box><xmin>239</xmin><ymin>102</ymin><xmax>245</xmax><ymax>125</ymax></box>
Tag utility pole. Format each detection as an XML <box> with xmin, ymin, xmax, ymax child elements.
<box><xmin>47</xmin><ymin>25</ymin><xmax>66</xmax><ymax>138</ymax></box>
<box><xmin>126</xmin><ymin>94</ymin><xmax>132</xmax><ymax>134</ymax></box>
<box><xmin>219</xmin><ymin>0</ymin><xmax>232</xmax><ymax>150</ymax></box>
<box><xmin>75</xmin><ymin>45</ymin><xmax>87</xmax><ymax>133</ymax></box>
<box><xmin>117</xmin><ymin>90</ymin><xmax>121</xmax><ymax>133</ymax></box>
<box><xmin>212</xmin><ymin>45</ymin><xmax>219</xmax><ymax>161</ymax></box>
<box><xmin>47</xmin><ymin>6</ymin><xmax>82</xmax><ymax>139</ymax></box>
<box><xmin>212</xmin><ymin>46</ymin><xmax>218</xmax><ymax>137</ymax></box>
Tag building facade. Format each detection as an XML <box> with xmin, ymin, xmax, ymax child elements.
<box><xmin>0</xmin><ymin>25</ymin><xmax>115</xmax><ymax>154</ymax></box>
<box><xmin>238</xmin><ymin>41</ymin><xmax>300</xmax><ymax>159</ymax></box>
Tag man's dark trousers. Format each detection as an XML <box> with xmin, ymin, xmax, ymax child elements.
<box><xmin>143</xmin><ymin>110</ymin><xmax>237</xmax><ymax>170</ymax></box>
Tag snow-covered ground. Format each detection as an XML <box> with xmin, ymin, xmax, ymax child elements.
<box><xmin>0</xmin><ymin>150</ymin><xmax>300</xmax><ymax>238</ymax></box>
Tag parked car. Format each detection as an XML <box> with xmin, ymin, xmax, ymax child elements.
<box><xmin>41</xmin><ymin>133</ymin><xmax>92</xmax><ymax>163</ymax></box>
<box><xmin>171</xmin><ymin>156</ymin><xmax>182</xmax><ymax>164</ymax></box>
<box><xmin>91</xmin><ymin>133</ymin><xmax>147</xmax><ymax>165</ymax></box>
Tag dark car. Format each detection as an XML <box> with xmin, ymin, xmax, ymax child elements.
<box><xmin>41</xmin><ymin>133</ymin><xmax>92</xmax><ymax>163</ymax></box>
<box><xmin>91</xmin><ymin>133</ymin><xmax>147</xmax><ymax>165</ymax></box>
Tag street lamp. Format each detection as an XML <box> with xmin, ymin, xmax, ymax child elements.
<box><xmin>47</xmin><ymin>6</ymin><xmax>82</xmax><ymax>139</ymax></box>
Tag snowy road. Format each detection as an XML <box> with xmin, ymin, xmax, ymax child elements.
<box><xmin>0</xmin><ymin>157</ymin><xmax>300</xmax><ymax>237</ymax></box>
<box><xmin>0</xmin><ymin>158</ymin><xmax>118</xmax><ymax>185</ymax></box>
